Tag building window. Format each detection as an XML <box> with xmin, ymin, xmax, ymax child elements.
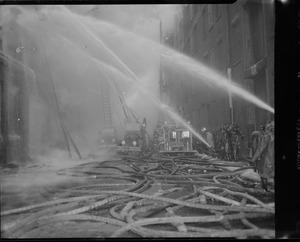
<box><xmin>195</xmin><ymin>23</ymin><xmax>200</xmax><ymax>53</ymax></box>
<box><xmin>230</xmin><ymin>14</ymin><xmax>242</xmax><ymax>64</ymax></box>
<box><xmin>214</xmin><ymin>4</ymin><xmax>222</xmax><ymax>22</ymax></box>
<box><xmin>183</xmin><ymin>45</ymin><xmax>187</xmax><ymax>54</ymax></box>
<box><xmin>221</xmin><ymin>97</ymin><xmax>229</xmax><ymax>124</ymax></box>
<box><xmin>0</xmin><ymin>26</ymin><xmax>2</xmax><ymax>52</ymax></box>
<box><xmin>183</xmin><ymin>6</ymin><xmax>188</xmax><ymax>39</ymax></box>
<box><xmin>247</xmin><ymin>2</ymin><xmax>265</xmax><ymax>63</ymax></box>
<box><xmin>187</xmin><ymin>37</ymin><xmax>191</xmax><ymax>55</ymax></box>
<box><xmin>192</xmin><ymin>4</ymin><xmax>198</xmax><ymax>17</ymax></box>
<box><xmin>216</xmin><ymin>33</ymin><xmax>223</xmax><ymax>71</ymax></box>
<box><xmin>191</xmin><ymin>25</ymin><xmax>197</xmax><ymax>55</ymax></box>
<box><xmin>208</xmin><ymin>5</ymin><xmax>213</xmax><ymax>31</ymax></box>
<box><xmin>203</xmin><ymin>50</ymin><xmax>209</xmax><ymax>65</ymax></box>
<box><xmin>194</xmin><ymin>24</ymin><xmax>202</xmax><ymax>59</ymax></box>
<box><xmin>209</xmin><ymin>46</ymin><xmax>215</xmax><ymax>68</ymax></box>
<box><xmin>244</xmin><ymin>79</ymin><xmax>256</xmax><ymax>125</ymax></box>
<box><xmin>188</xmin><ymin>5</ymin><xmax>193</xmax><ymax>21</ymax></box>
<box><xmin>191</xmin><ymin>36</ymin><xmax>195</xmax><ymax>56</ymax></box>
<box><xmin>202</xmin><ymin>6</ymin><xmax>208</xmax><ymax>39</ymax></box>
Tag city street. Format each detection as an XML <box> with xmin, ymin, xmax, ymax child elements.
<box><xmin>1</xmin><ymin>151</ymin><xmax>274</xmax><ymax>238</ymax></box>
<box><xmin>0</xmin><ymin>2</ymin><xmax>276</xmax><ymax>239</ymax></box>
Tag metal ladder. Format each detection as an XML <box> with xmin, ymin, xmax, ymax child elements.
<box><xmin>100</xmin><ymin>77</ymin><xmax>112</xmax><ymax>127</ymax></box>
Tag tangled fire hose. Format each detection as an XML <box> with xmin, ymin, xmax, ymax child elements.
<box><xmin>1</xmin><ymin>155</ymin><xmax>274</xmax><ymax>238</ymax></box>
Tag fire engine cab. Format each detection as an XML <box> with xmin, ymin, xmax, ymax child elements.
<box><xmin>116</xmin><ymin>123</ymin><xmax>143</xmax><ymax>156</ymax></box>
<box><xmin>97</xmin><ymin>127</ymin><xmax>118</xmax><ymax>151</ymax></box>
<box><xmin>153</xmin><ymin>123</ymin><xmax>199</xmax><ymax>157</ymax></box>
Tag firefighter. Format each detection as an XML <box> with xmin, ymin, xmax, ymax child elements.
<box><xmin>152</xmin><ymin>123</ymin><xmax>163</xmax><ymax>152</ymax></box>
<box><xmin>214</xmin><ymin>126</ymin><xmax>223</xmax><ymax>159</ymax></box>
<box><xmin>252</xmin><ymin>121</ymin><xmax>274</xmax><ymax>191</ymax></box>
<box><xmin>206</xmin><ymin>129</ymin><xmax>215</xmax><ymax>148</ymax></box>
<box><xmin>221</xmin><ymin>124</ymin><xmax>233</xmax><ymax>161</ymax></box>
<box><xmin>140</xmin><ymin>118</ymin><xmax>148</xmax><ymax>153</ymax></box>
<box><xmin>250</xmin><ymin>124</ymin><xmax>266</xmax><ymax>171</ymax></box>
<box><xmin>178</xmin><ymin>105</ymin><xmax>184</xmax><ymax>117</ymax></box>
<box><xmin>231</xmin><ymin>123</ymin><xmax>244</xmax><ymax>161</ymax></box>
<box><xmin>206</xmin><ymin>129</ymin><xmax>215</xmax><ymax>156</ymax></box>
<box><xmin>201</xmin><ymin>127</ymin><xmax>207</xmax><ymax>138</ymax></box>
<box><xmin>153</xmin><ymin>127</ymin><xmax>160</xmax><ymax>139</ymax></box>
<box><xmin>141</xmin><ymin>118</ymin><xmax>147</xmax><ymax>130</ymax></box>
<box><xmin>177</xmin><ymin>105</ymin><xmax>190</xmax><ymax>123</ymax></box>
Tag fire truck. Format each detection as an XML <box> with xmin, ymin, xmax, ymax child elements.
<box><xmin>116</xmin><ymin>122</ymin><xmax>143</xmax><ymax>155</ymax></box>
<box><xmin>97</xmin><ymin>67</ymin><xmax>142</xmax><ymax>152</ymax></box>
<box><xmin>153</xmin><ymin>122</ymin><xmax>199</xmax><ymax>157</ymax></box>
<box><xmin>96</xmin><ymin>68</ymin><xmax>198</xmax><ymax>157</ymax></box>
<box><xmin>97</xmin><ymin>127</ymin><xmax>118</xmax><ymax>151</ymax></box>
<box><xmin>96</xmin><ymin>65</ymin><xmax>146</xmax><ymax>155</ymax></box>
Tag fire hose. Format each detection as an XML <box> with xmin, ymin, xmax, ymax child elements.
<box><xmin>1</xmin><ymin>155</ymin><xmax>274</xmax><ymax>238</ymax></box>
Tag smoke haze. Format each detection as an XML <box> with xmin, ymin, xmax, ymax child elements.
<box><xmin>0</xmin><ymin>5</ymin><xmax>177</xmax><ymax>163</ymax></box>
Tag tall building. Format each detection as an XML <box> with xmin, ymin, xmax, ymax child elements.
<box><xmin>0</xmin><ymin>8</ymin><xmax>29</xmax><ymax>164</ymax></box>
<box><xmin>160</xmin><ymin>1</ymin><xmax>274</xmax><ymax>154</ymax></box>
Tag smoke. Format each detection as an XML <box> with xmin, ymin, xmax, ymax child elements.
<box><xmin>67</xmin><ymin>4</ymin><xmax>183</xmax><ymax>35</ymax></box>
<box><xmin>0</xmin><ymin>4</ymin><xmax>184</xmax><ymax>165</ymax></box>
<box><xmin>0</xmin><ymin>147</ymin><xmax>116</xmax><ymax>210</ymax></box>
<box><xmin>156</xmin><ymin>5</ymin><xmax>183</xmax><ymax>34</ymax></box>
<box><xmin>67</xmin><ymin>5</ymin><xmax>164</xmax><ymax>135</ymax></box>
<box><xmin>0</xmin><ymin>6</ymin><xmax>156</xmax><ymax>162</ymax></box>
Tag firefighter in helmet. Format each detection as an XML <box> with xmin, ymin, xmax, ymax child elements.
<box><xmin>140</xmin><ymin>118</ymin><xmax>148</xmax><ymax>153</ymax></box>
<box><xmin>252</xmin><ymin>121</ymin><xmax>274</xmax><ymax>191</ymax></box>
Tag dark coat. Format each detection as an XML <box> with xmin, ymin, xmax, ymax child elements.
<box><xmin>252</xmin><ymin>133</ymin><xmax>274</xmax><ymax>179</ymax></box>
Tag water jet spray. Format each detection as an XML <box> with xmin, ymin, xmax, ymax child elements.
<box><xmin>10</xmin><ymin>5</ymin><xmax>274</xmax><ymax>150</ymax></box>
<box><xmin>77</xmin><ymin>16</ymin><xmax>274</xmax><ymax>114</ymax></box>
<box><xmin>58</xmin><ymin>6</ymin><xmax>210</xmax><ymax>147</ymax></box>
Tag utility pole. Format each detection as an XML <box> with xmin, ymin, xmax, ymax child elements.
<box><xmin>227</xmin><ymin>68</ymin><xmax>234</xmax><ymax>125</ymax></box>
<box><xmin>225</xmin><ymin>4</ymin><xmax>234</xmax><ymax>126</ymax></box>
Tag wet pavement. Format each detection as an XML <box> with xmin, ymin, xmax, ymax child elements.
<box><xmin>0</xmin><ymin>153</ymin><xmax>275</xmax><ymax>239</ymax></box>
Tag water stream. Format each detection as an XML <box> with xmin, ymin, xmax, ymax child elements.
<box><xmin>1</xmin><ymin>5</ymin><xmax>274</xmax><ymax>149</ymax></box>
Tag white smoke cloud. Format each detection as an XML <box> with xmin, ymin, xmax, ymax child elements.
<box><xmin>67</xmin><ymin>4</ymin><xmax>183</xmax><ymax>35</ymax></box>
<box><xmin>156</xmin><ymin>5</ymin><xmax>183</xmax><ymax>34</ymax></box>
<box><xmin>1</xmin><ymin>5</ymin><xmax>184</xmax><ymax>161</ymax></box>
<box><xmin>65</xmin><ymin>4</ymin><xmax>175</xmax><ymax>134</ymax></box>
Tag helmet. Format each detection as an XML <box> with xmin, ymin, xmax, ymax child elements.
<box><xmin>265</xmin><ymin>121</ymin><xmax>273</xmax><ymax>133</ymax></box>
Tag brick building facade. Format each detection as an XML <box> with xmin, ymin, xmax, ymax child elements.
<box><xmin>160</xmin><ymin>1</ymin><xmax>274</xmax><ymax>154</ymax></box>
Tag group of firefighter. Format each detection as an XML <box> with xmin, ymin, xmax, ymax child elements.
<box><xmin>202</xmin><ymin>123</ymin><xmax>245</xmax><ymax>162</ymax></box>
<box><xmin>138</xmin><ymin>109</ymin><xmax>274</xmax><ymax>191</ymax></box>
<box><xmin>197</xmin><ymin>121</ymin><xmax>274</xmax><ymax>191</ymax></box>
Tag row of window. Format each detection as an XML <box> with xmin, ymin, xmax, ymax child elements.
<box><xmin>179</xmin><ymin>2</ymin><xmax>266</xmax><ymax>68</ymax></box>
<box><xmin>168</xmin><ymin>2</ymin><xmax>272</xmax><ymax>135</ymax></box>
<box><xmin>175</xmin><ymin>4</ymin><xmax>223</xmax><ymax>53</ymax></box>
<box><xmin>187</xmin><ymin>4</ymin><xmax>222</xmax><ymax>27</ymax></box>
<box><xmin>190</xmin><ymin>97</ymin><xmax>230</xmax><ymax>131</ymax></box>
